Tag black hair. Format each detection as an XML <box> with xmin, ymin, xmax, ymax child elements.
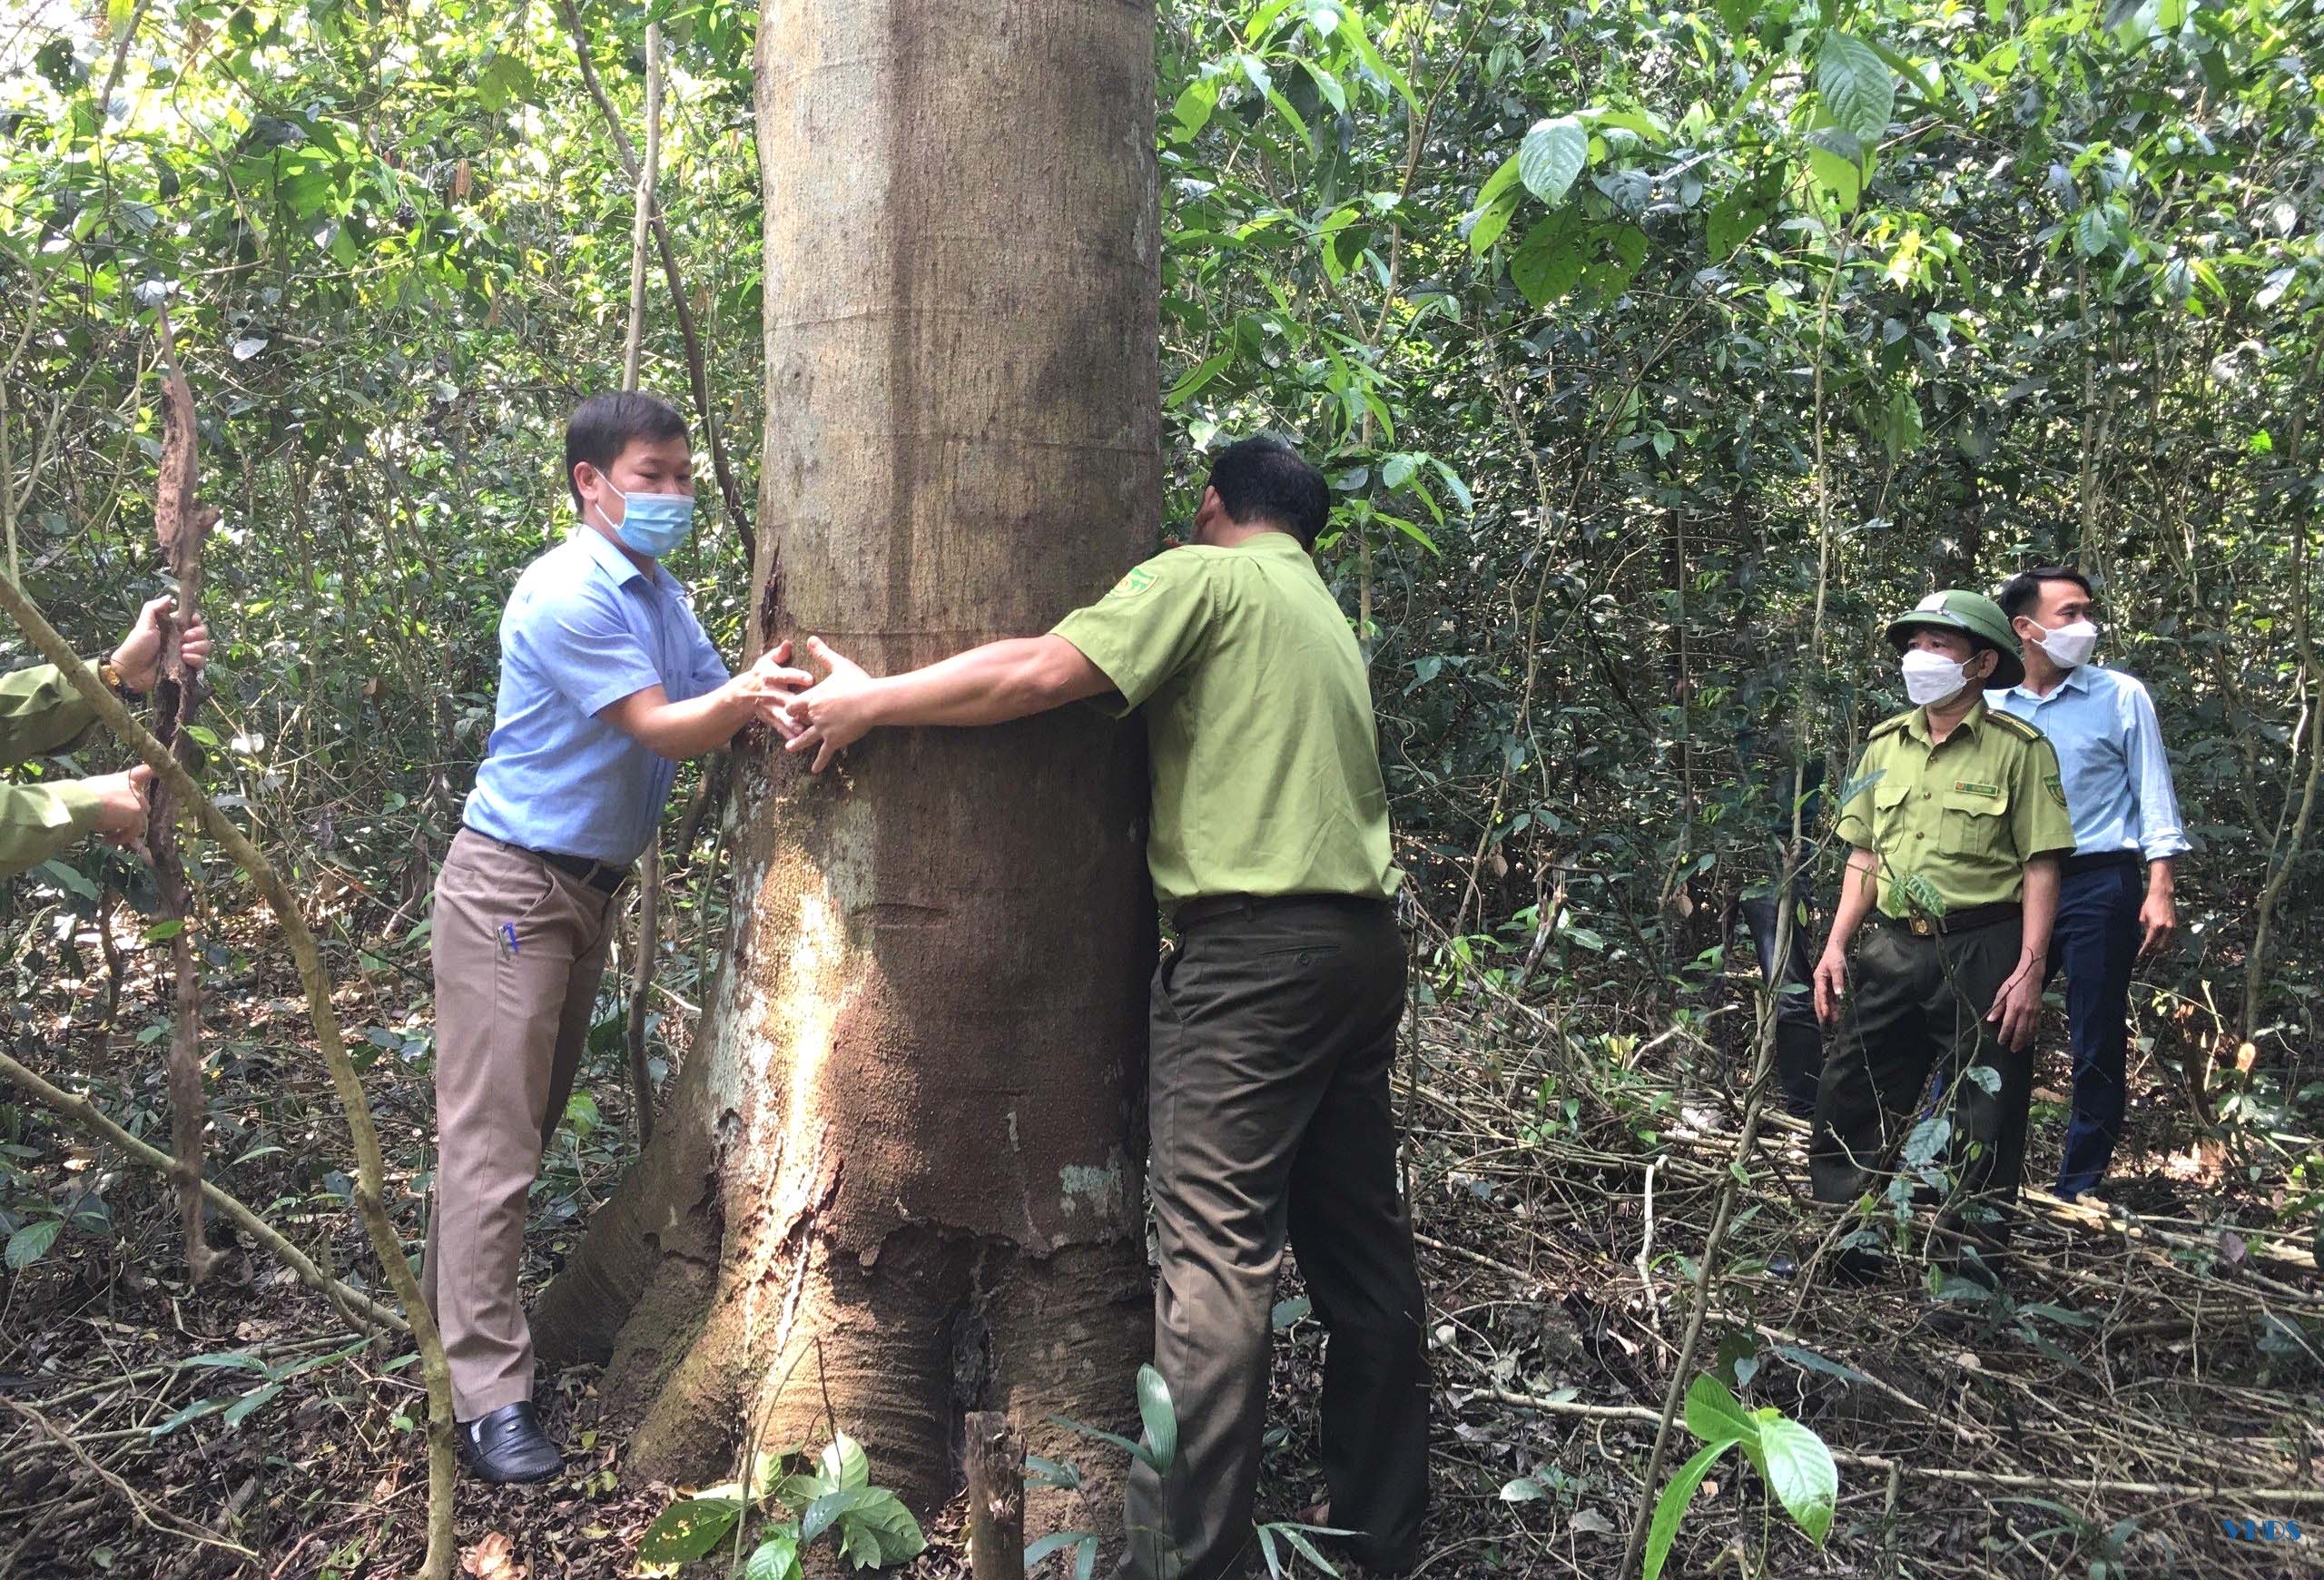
<box><xmin>1206</xmin><ymin>434</ymin><xmax>1329</xmax><ymax>549</ymax></box>
<box><xmin>565</xmin><ymin>391</ymin><xmax>690</xmax><ymax>508</ymax></box>
<box><xmin>1997</xmin><ymin>565</ymin><xmax>2094</xmax><ymax>621</ymax></box>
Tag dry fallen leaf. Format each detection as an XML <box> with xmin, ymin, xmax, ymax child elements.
<box><xmin>461</xmin><ymin>1532</ymin><xmax>527</xmax><ymax>1580</ymax></box>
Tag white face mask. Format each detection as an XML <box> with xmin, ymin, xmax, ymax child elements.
<box><xmin>2028</xmin><ymin>618</ymin><xmax>2099</xmax><ymax>668</ymax></box>
<box><xmin>1901</xmin><ymin>647</ymin><xmax>1980</xmax><ymax>706</ymax></box>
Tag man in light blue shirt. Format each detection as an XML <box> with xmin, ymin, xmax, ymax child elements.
<box><xmin>1990</xmin><ymin>566</ymin><xmax>2188</xmax><ymax>1200</ymax></box>
<box><xmin>426</xmin><ymin>391</ymin><xmax>805</xmax><ymax>1483</ymax></box>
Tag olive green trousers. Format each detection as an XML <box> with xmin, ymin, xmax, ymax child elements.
<box><xmin>1122</xmin><ymin>896</ymin><xmax>1429</xmax><ymax>1579</ymax></box>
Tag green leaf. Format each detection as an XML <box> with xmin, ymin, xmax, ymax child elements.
<box><xmin>1771</xmin><ymin>1344</ymin><xmax>1877</xmax><ymax>1387</ymax></box>
<box><xmin>1300</xmin><ymin>59</ymin><xmax>1346</xmax><ymax>117</ymax></box>
<box><xmin>2075</xmin><ymin>208</ymin><xmax>2111</xmax><ymax>258</ymax></box>
<box><xmin>1517</xmin><ymin>116</ymin><xmax>1589</xmax><ymax>205</ymax></box>
<box><xmin>1881</xmin><ymin>388</ymin><xmax>1925</xmax><ymax>459</ymax></box>
<box><xmin>1468</xmin><ymin>187</ymin><xmax>1522</xmax><ymax>255</ymax></box>
<box><xmin>1027</xmin><ymin>1454</ymin><xmax>1082</xmax><ymax>1489</ymax></box>
<box><xmin>1136</xmin><ymin>1363</ymin><xmax>1177</xmax><ymax>1475</ymax></box>
<box><xmin>1026</xmin><ymin>1531</ymin><xmax>1098</xmax><ymax>1575</ymax></box>
<box><xmin>800</xmin><ymin>1486</ymin><xmax>881</xmax><ymax>1544</ymax></box>
<box><xmin>1501</xmin><ymin>1476</ymin><xmax>1548</xmax><ymax>1502</ymax></box>
<box><xmin>148</xmin><ymin>1396</ymin><xmax>229</xmax><ymax>1438</ymax></box>
<box><xmin>635</xmin><ymin>1496</ymin><xmax>744</xmax><ymax>1564</ymax></box>
<box><xmin>1171</xmin><ymin>78</ymin><xmax>1219</xmax><ymax>140</ymax></box>
<box><xmin>1271</xmin><ymin>1295</ymin><xmax>1312</xmax><ymax>1329</ymax></box>
<box><xmin>1474</xmin><ymin>153</ymin><xmax>1522</xmax><ymax>211</ymax></box>
<box><xmin>1756</xmin><ymin>1417</ymin><xmax>1839</xmax><ymax>1544</ymax></box>
<box><xmin>1166</xmin><ymin>352</ymin><xmax>1233</xmax><ymax>409</ymax></box>
<box><xmin>6</xmin><ymin>1219</ymin><xmax>63</xmax><ymax>1270</ymax></box>
<box><xmin>821</xmin><ymin>1431</ymin><xmax>870</xmax><ymax>1492</ymax></box>
<box><xmin>1682</xmin><ymin>1373</ymin><xmax>1756</xmax><ymax>1447</ymax></box>
<box><xmin>1817</xmin><ymin>34</ymin><xmax>1895</xmax><ymax>145</ymax></box>
<box><xmin>221</xmin><ymin>1380</ymin><xmax>284</xmax><ymax>1427</ymax></box>
<box><xmin>1806</xmin><ymin>144</ymin><xmax>1865</xmax><ymax>212</ymax></box>
<box><xmin>1511</xmin><ymin>214</ymin><xmax>1587</xmax><ymax>307</ymax></box>
<box><xmin>832</xmin><ymin>1486</ymin><xmax>926</xmax><ymax>1564</ymax></box>
<box><xmin>1644</xmin><ymin>1439</ymin><xmax>1735</xmax><ymax>1580</ymax></box>
<box><xmin>1272</xmin><ymin>1523</ymin><xmax>1343</xmax><ymax>1575</ymax></box>
<box><xmin>746</xmin><ymin>1532</ymin><xmax>803</xmax><ymax>1580</ymax></box>
<box><xmin>37</xmin><ymin>860</ymin><xmax>99</xmax><ymax>901</ymax></box>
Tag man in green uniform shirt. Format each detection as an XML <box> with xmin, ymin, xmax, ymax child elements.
<box><xmin>782</xmin><ymin>436</ymin><xmax>1428</xmax><ymax>1578</ymax></box>
<box><xmin>1809</xmin><ymin>590</ymin><xmax>2074</xmax><ymax>1271</ymax></box>
<box><xmin>3</xmin><ymin>597</ymin><xmax>212</xmax><ymax>880</ymax></box>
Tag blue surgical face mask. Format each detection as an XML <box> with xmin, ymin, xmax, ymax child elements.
<box><xmin>594</xmin><ymin>479</ymin><xmax>694</xmax><ymax>558</ymax></box>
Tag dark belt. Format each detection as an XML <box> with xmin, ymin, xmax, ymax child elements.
<box><xmin>473</xmin><ymin>830</ymin><xmax>631</xmax><ymax>895</ymax></box>
<box><xmin>1876</xmin><ymin>900</ymin><xmax>2020</xmax><ymax>939</ymax></box>
<box><xmin>2060</xmin><ymin>849</ymin><xmax>2142</xmax><ymax>879</ymax></box>
<box><xmin>1172</xmin><ymin>892</ymin><xmax>1390</xmax><ymax>933</ymax></box>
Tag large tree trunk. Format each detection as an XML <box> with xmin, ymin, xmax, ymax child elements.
<box><xmin>535</xmin><ymin>0</ymin><xmax>1160</xmax><ymax>1513</ymax></box>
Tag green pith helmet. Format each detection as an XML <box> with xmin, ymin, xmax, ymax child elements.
<box><xmin>1884</xmin><ymin>589</ymin><xmax>2024</xmax><ymax>690</ymax></box>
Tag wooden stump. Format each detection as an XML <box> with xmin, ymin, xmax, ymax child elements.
<box><xmin>965</xmin><ymin>1410</ymin><xmax>1026</xmax><ymax>1580</ymax></box>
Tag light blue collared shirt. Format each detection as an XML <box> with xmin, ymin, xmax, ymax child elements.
<box><xmin>1987</xmin><ymin>664</ymin><xmax>2189</xmax><ymax>863</ymax></box>
<box><xmin>464</xmin><ymin>527</ymin><xmax>728</xmax><ymax>865</ymax></box>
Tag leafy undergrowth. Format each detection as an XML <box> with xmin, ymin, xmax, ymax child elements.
<box><xmin>3</xmin><ymin>912</ymin><xmax>2319</xmax><ymax>1579</ymax></box>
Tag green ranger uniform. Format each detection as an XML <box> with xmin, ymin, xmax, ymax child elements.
<box><xmin>1052</xmin><ymin>530</ymin><xmax>1426</xmax><ymax>1580</ymax></box>
<box><xmin>1052</xmin><ymin>530</ymin><xmax>1398</xmax><ymax>907</ymax></box>
<box><xmin>1812</xmin><ymin>595</ymin><xmax>2077</xmax><ymax>1238</ymax></box>
<box><xmin>1</xmin><ymin>663</ymin><xmax>103</xmax><ymax>881</ymax></box>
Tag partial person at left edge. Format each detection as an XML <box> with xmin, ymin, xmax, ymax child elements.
<box><xmin>2</xmin><ymin>596</ymin><xmax>212</xmax><ymax>880</ymax></box>
<box><xmin>425</xmin><ymin>390</ymin><xmax>809</xmax><ymax>1484</ymax></box>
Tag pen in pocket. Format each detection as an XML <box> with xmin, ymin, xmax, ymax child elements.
<box><xmin>499</xmin><ymin>922</ymin><xmax>520</xmax><ymax>957</ymax></box>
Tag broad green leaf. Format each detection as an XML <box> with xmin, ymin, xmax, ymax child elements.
<box><xmin>1300</xmin><ymin>59</ymin><xmax>1347</xmax><ymax>117</ymax></box>
<box><xmin>822</xmin><ymin>1486</ymin><xmax>925</xmax><ymax>1564</ymax></box>
<box><xmin>1501</xmin><ymin>1476</ymin><xmax>1547</xmax><ymax>1501</ymax></box>
<box><xmin>1682</xmin><ymin>1373</ymin><xmax>1756</xmax><ymax>1447</ymax></box>
<box><xmin>37</xmin><ymin>860</ymin><xmax>99</xmax><ymax>901</ymax></box>
<box><xmin>1756</xmin><ymin>1417</ymin><xmax>1839</xmax><ymax>1544</ymax></box>
<box><xmin>1643</xmin><ymin>1439</ymin><xmax>1735</xmax><ymax>1580</ymax></box>
<box><xmin>1510</xmin><ymin>213</ymin><xmax>1592</xmax><ymax>306</ymax></box>
<box><xmin>1518</xmin><ymin>116</ymin><xmax>1589</xmax><ymax>205</ymax></box>
<box><xmin>5</xmin><ymin>1219</ymin><xmax>62</xmax><ymax>1270</ymax></box>
<box><xmin>821</xmin><ymin>1430</ymin><xmax>870</xmax><ymax>1491</ymax></box>
<box><xmin>1474</xmin><ymin>153</ymin><xmax>1522</xmax><ymax>211</ymax></box>
<box><xmin>1171</xmin><ymin>79</ymin><xmax>1218</xmax><ymax>140</ymax></box>
<box><xmin>1817</xmin><ymin>34</ymin><xmax>1895</xmax><ymax>145</ymax></box>
<box><xmin>1468</xmin><ymin>187</ymin><xmax>1522</xmax><ymax>255</ymax></box>
<box><xmin>800</xmin><ymin>1486</ymin><xmax>882</xmax><ymax>1544</ymax></box>
<box><xmin>1807</xmin><ymin>145</ymin><xmax>1864</xmax><ymax>212</ymax></box>
<box><xmin>2075</xmin><ymin>208</ymin><xmax>2112</xmax><ymax>258</ymax></box>
<box><xmin>635</xmin><ymin>1495</ymin><xmax>743</xmax><ymax>1563</ymax></box>
<box><xmin>1136</xmin><ymin>1363</ymin><xmax>1177</xmax><ymax>1475</ymax></box>
<box><xmin>746</xmin><ymin>1532</ymin><xmax>803</xmax><ymax>1580</ymax></box>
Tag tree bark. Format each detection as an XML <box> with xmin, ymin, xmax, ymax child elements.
<box><xmin>965</xmin><ymin>1410</ymin><xmax>1027</xmax><ymax>1580</ymax></box>
<box><xmin>534</xmin><ymin>0</ymin><xmax>1160</xmax><ymax>1518</ymax></box>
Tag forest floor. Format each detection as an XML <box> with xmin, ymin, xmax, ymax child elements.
<box><xmin>2</xmin><ymin>905</ymin><xmax>2319</xmax><ymax>1580</ymax></box>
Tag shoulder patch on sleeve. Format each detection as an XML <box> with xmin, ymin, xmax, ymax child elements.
<box><xmin>1104</xmin><ymin>564</ymin><xmax>1159</xmax><ymax>599</ymax></box>
<box><xmin>2044</xmin><ymin>771</ymin><xmax>2067</xmax><ymax>808</ymax></box>
<box><xmin>1986</xmin><ymin>710</ymin><xmax>2042</xmax><ymax>742</ymax></box>
<box><xmin>1867</xmin><ymin>711</ymin><xmax>1914</xmax><ymax>741</ymax></box>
